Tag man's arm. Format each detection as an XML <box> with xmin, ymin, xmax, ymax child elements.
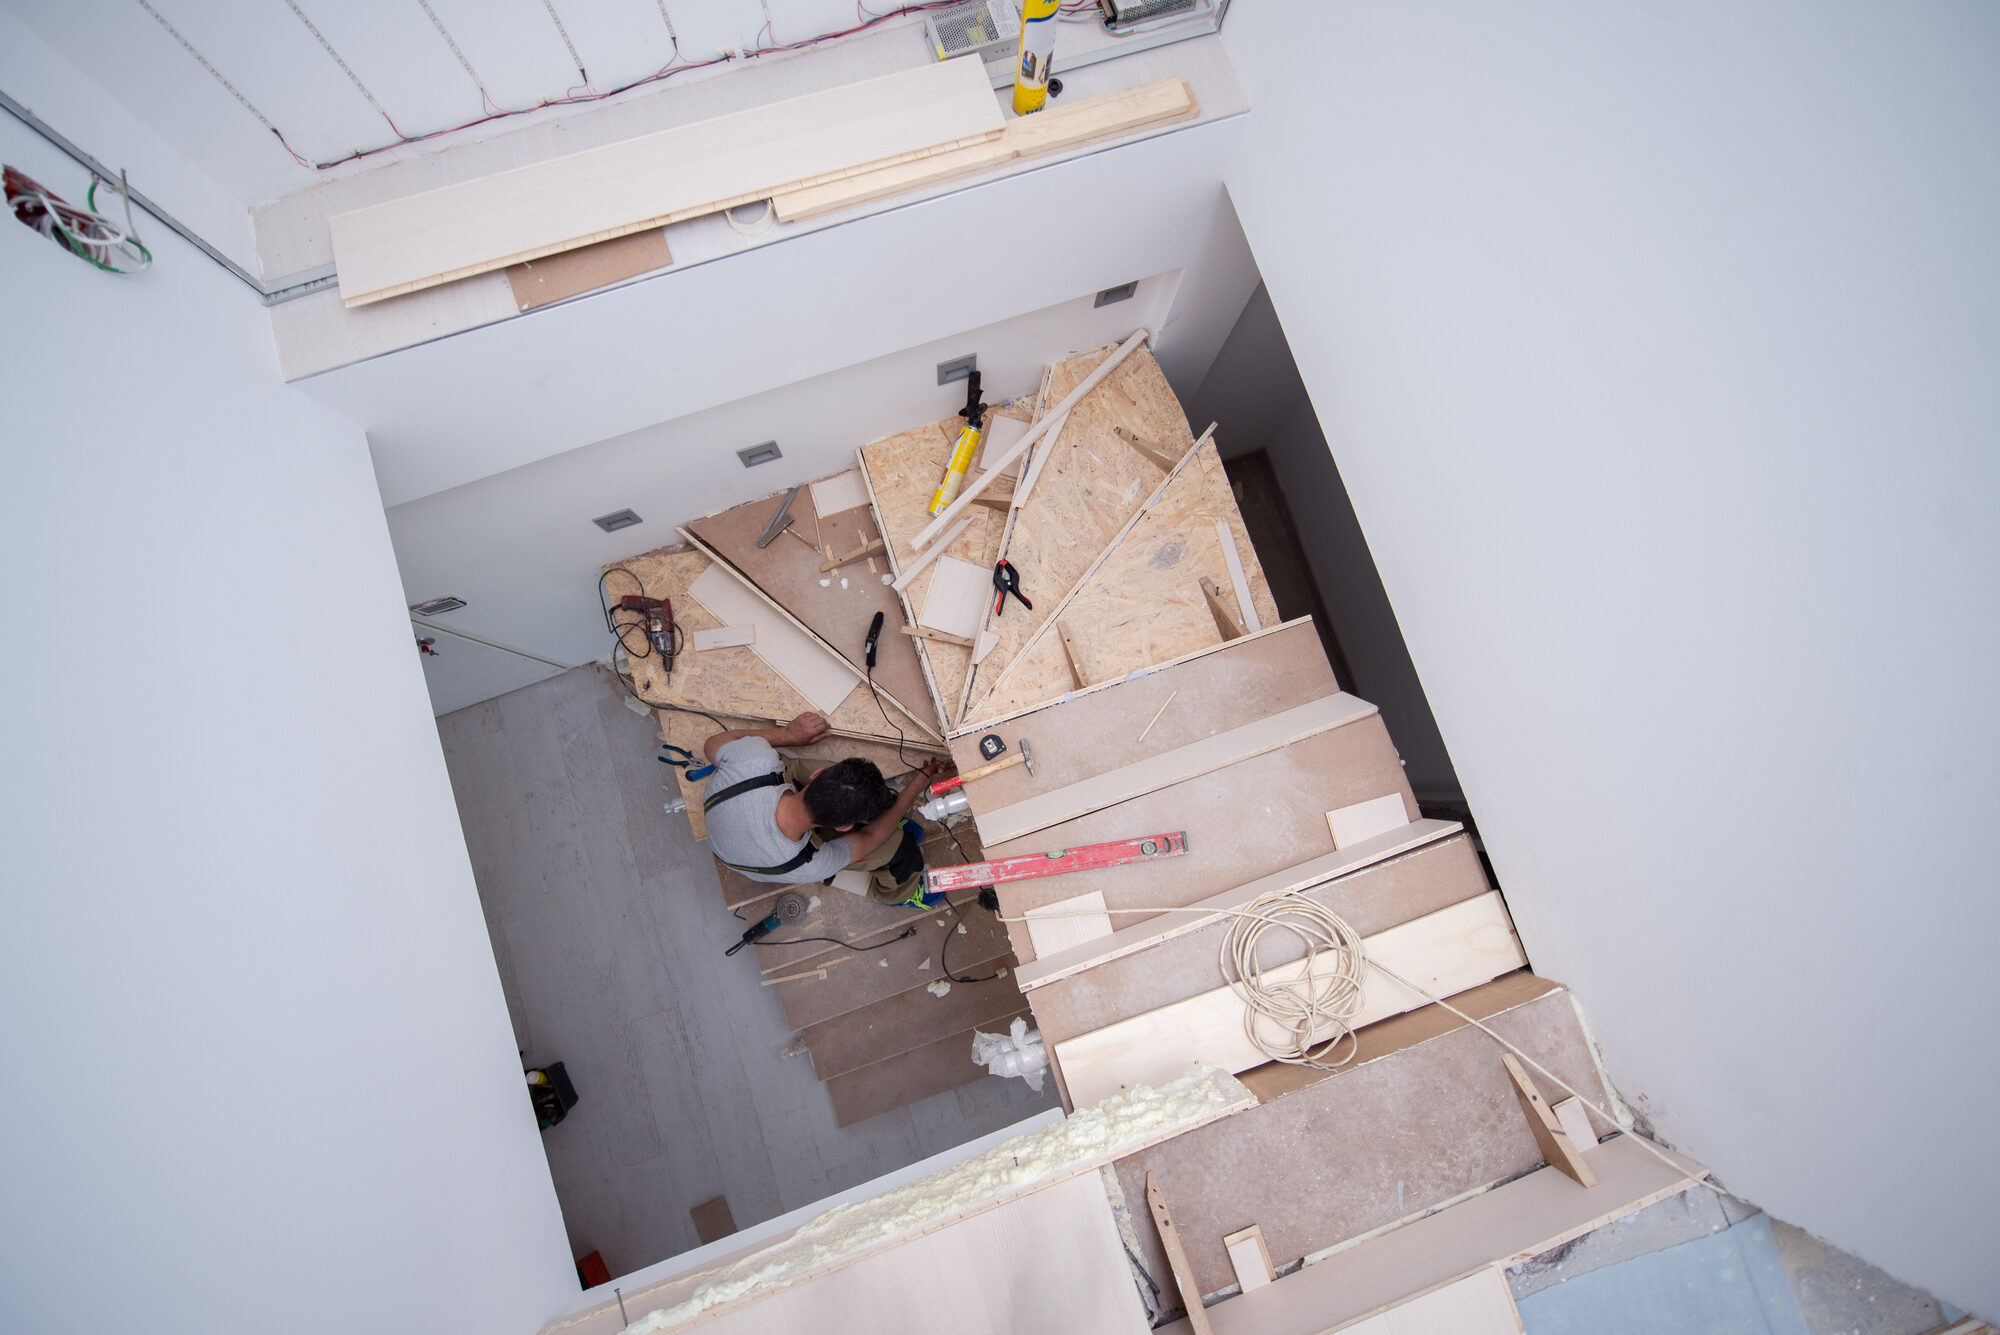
<box><xmin>840</xmin><ymin>759</ymin><xmax>942</xmax><ymax>858</ymax></box>
<box><xmin>703</xmin><ymin>712</ymin><xmax>830</xmax><ymax>762</ymax></box>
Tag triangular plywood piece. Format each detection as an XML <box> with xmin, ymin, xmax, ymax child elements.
<box><xmin>965</xmin><ymin>440</ymin><xmax>1279</xmax><ymax>727</ymax></box>
<box><xmin>685</xmin><ymin>478</ymin><xmax>939</xmax><ymax>735</ymax></box>
<box><xmin>951</xmin><ymin>347</ymin><xmax>1194</xmax><ymax>719</ymax></box>
<box><xmin>607</xmin><ymin>543</ymin><xmax>930</xmax><ymax>748</ymax></box>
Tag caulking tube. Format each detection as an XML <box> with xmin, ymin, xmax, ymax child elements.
<box><xmin>928</xmin><ymin>419</ymin><xmax>982</xmax><ymax>515</ymax></box>
<box><xmin>1012</xmin><ymin>0</ymin><xmax>1060</xmax><ymax>115</ymax></box>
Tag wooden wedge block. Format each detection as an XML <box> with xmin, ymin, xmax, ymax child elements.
<box><xmin>1504</xmin><ymin>1053</ymin><xmax>1598</xmax><ymax>1187</ymax></box>
<box><xmin>1147</xmin><ymin>1172</ymin><xmax>1216</xmax><ymax>1335</ymax></box>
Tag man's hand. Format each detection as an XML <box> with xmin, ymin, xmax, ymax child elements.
<box><xmin>897</xmin><ymin>758</ymin><xmax>944</xmax><ymax>811</ymax></box>
<box><xmin>786</xmin><ymin>712</ymin><xmax>830</xmax><ymax>746</ymax></box>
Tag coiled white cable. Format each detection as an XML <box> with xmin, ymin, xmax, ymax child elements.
<box><xmin>1218</xmin><ymin>889</ymin><xmax>1367</xmax><ymax>1069</ymax></box>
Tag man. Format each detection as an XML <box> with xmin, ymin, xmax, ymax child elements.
<box><xmin>701</xmin><ymin>712</ymin><xmax>943</xmax><ymax>907</ymax></box>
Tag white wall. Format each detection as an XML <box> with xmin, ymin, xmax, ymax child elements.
<box><xmin>300</xmin><ymin>116</ymin><xmax>1259</xmax><ymax>508</ymax></box>
<box><xmin>0</xmin><ymin>114</ymin><xmax>576</xmax><ymax>1335</ymax></box>
<box><xmin>389</xmin><ymin>279</ymin><xmax>1182</xmax><ymax>710</ymax></box>
<box><xmin>1222</xmin><ymin>1</ymin><xmax>1999</xmax><ymax>1317</ymax></box>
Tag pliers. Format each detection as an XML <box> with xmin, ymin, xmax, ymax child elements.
<box><xmin>992</xmin><ymin>560</ymin><xmax>1032</xmax><ymax>617</ymax></box>
<box><xmin>658</xmin><ymin>743</ymin><xmax>716</xmax><ymax>781</ymax></box>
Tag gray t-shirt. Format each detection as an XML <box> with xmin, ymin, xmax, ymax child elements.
<box><xmin>704</xmin><ymin>737</ymin><xmax>853</xmax><ymax>883</ymax></box>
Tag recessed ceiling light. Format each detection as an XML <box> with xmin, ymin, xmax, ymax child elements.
<box><xmin>410</xmin><ymin>596</ymin><xmax>467</xmax><ymax>616</ymax></box>
<box><xmin>593</xmin><ymin>508</ymin><xmax>643</xmax><ymax>532</ymax></box>
<box><xmin>1094</xmin><ymin>281</ymin><xmax>1138</xmax><ymax>308</ymax></box>
<box><xmin>936</xmin><ymin>354</ymin><xmax>976</xmax><ymax>385</ymax></box>
<box><xmin>737</xmin><ymin>441</ymin><xmax>782</xmax><ymax>467</ymax></box>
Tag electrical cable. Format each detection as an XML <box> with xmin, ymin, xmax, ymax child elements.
<box><xmin>729</xmin><ymin>907</ymin><xmax>918</xmax><ymax>954</ymax></box>
<box><xmin>284</xmin><ymin>0</ymin><xmax>405</xmax><ymax>136</ymax></box>
<box><xmin>1218</xmin><ymin>890</ymin><xmax>1366</xmax><ymax>1069</ymax></box>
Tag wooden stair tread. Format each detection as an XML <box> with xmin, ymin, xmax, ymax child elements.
<box><xmin>774</xmin><ymin>902</ymin><xmax>1013</xmax><ymax>1031</ymax></box>
<box><xmin>825</xmin><ymin>1010</ymin><xmax>1032</xmax><ymax>1128</ymax></box>
<box><xmin>804</xmin><ymin>962</ymin><xmax>1027</xmax><ymax>1081</ymax></box>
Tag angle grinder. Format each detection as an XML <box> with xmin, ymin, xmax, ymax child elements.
<box><xmin>725</xmin><ymin>890</ymin><xmax>809</xmax><ymax>956</ymax></box>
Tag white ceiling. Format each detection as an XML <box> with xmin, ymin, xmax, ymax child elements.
<box><xmin>5</xmin><ymin>0</ymin><xmax>917</xmax><ymax>205</ymax></box>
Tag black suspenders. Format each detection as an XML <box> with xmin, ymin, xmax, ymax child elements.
<box><xmin>702</xmin><ymin>772</ymin><xmax>819</xmax><ymax>876</ymax></box>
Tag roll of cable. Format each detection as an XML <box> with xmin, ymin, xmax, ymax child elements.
<box><xmin>724</xmin><ymin>198</ymin><xmax>776</xmax><ymax>236</ymax></box>
<box><xmin>1218</xmin><ymin>888</ymin><xmax>1368</xmax><ymax>1069</ymax></box>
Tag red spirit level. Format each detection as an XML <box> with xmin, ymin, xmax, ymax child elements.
<box><xmin>923</xmin><ymin>832</ymin><xmax>1187</xmax><ymax>894</ymax></box>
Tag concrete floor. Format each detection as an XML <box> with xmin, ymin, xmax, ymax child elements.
<box><xmin>1510</xmin><ymin>1189</ymin><xmax>1959</xmax><ymax>1335</ymax></box>
<box><xmin>436</xmin><ymin>666</ymin><xmax>1058</xmax><ymax>1279</ymax></box>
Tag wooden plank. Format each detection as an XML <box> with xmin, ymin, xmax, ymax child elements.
<box><xmin>688</xmin><ymin>560</ymin><xmax>859</xmax><ymax>714</ymax></box>
<box><xmin>820</xmin><ymin>538</ymin><xmax>886</xmax><ymax>571</ymax></box>
<box><xmin>974</xmin><ymin>694</ymin><xmax>1377</xmax><ymax>847</ymax></box>
<box><xmin>1151</xmin><ymin>1135</ymin><xmax>1706</xmax><ymax>1335</ymax></box>
<box><xmin>773</xmin><ymin>905</ymin><xmax>1012</xmax><ymax>1032</ymax></box>
<box><xmin>504</xmin><ymin>227</ymin><xmax>671</xmax><ymax>311</ymax></box>
<box><xmin>825</xmin><ymin>1010</ymin><xmax>1029</xmax><ymax>1128</ymax></box>
<box><xmin>1202</xmin><ymin>577</ymin><xmax>1247</xmax><ymax>641</ymax></box>
<box><xmin>1148</xmin><ymin>1172</ymin><xmax>1217</xmax><ymax>1335</ymax></box>
<box><xmin>1552</xmin><ymin>1096</ymin><xmax>1597</xmax><ymax>1151</ymax></box>
<box><xmin>1334</xmin><ymin>1267</ymin><xmax>1522</xmax><ymax>1335</ymax></box>
<box><xmin>902</xmin><ymin>625</ymin><xmax>972</xmax><ymax>648</ymax></box>
<box><xmin>974</xmin><ymin>414</ymin><xmax>1028</xmax><ymax>473</ymax></box>
<box><xmin>911</xmin><ymin>330</ymin><xmax>1150</xmax><ymax>550</ymax></box>
<box><xmin>690</xmin><ymin>624</ymin><xmax>756</xmax><ymax>651</ymax></box>
<box><xmin>544</xmin><ymin>1070</ymin><xmax>1254</xmax><ymax>1335</ymax></box>
<box><xmin>1327</xmin><ymin>794</ymin><xmax>1410</xmax><ymax>851</ymax></box>
<box><xmin>1120</xmin><ymin>986</ymin><xmax>1636</xmax><ymax>1311</ymax></box>
<box><xmin>332</xmin><ymin>58</ymin><xmax>1005</xmax><ymax>305</ymax></box>
<box><xmin>1503</xmin><ymin>1053</ymin><xmax>1598</xmax><ymax>1188</ymax></box>
<box><xmin>1216</xmin><ymin>519</ymin><xmax>1261</xmax><ymax>634</ymax></box>
<box><xmin>1115</xmin><ymin>426</ymin><xmax>1181</xmax><ymax>471</ymax></box>
<box><xmin>890</xmin><ymin>515</ymin><xmax>975</xmax><ymax>593</ymax></box>
<box><xmin>1057</xmin><ymin>891</ymin><xmax>1525</xmax><ymax>1109</ymax></box>
<box><xmin>772</xmin><ymin>77</ymin><xmax>1198</xmax><ymax>222</ymax></box>
<box><xmin>685</xmin><ymin>487</ymin><xmax>936</xmax><ymax>734</ymax></box>
<box><xmin>1014</xmin><ymin>821</ymin><xmax>1461</xmax><ymax>992</ymax></box>
<box><xmin>680</xmin><ymin>526</ymin><xmax>940</xmax><ymax>740</ymax></box>
<box><xmin>1223</xmin><ymin>1225</ymin><xmax>1275</xmax><ymax>1294</ymax></box>
<box><xmin>810</xmin><ymin>468</ymin><xmax>872</xmax><ymax>518</ymax></box>
<box><xmin>1009</xmin><ymin>409</ymin><xmax>1065</xmax><ymax>512</ymax></box>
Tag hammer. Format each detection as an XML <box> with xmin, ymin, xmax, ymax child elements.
<box><xmin>928</xmin><ymin>738</ymin><xmax>1035</xmax><ymax>795</ymax></box>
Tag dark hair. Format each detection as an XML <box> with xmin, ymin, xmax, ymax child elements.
<box><xmin>800</xmin><ymin>758</ymin><xmax>894</xmax><ymax>828</ymax></box>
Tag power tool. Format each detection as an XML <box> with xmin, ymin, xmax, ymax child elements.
<box><xmin>617</xmin><ymin>594</ymin><xmax>678</xmax><ymax>676</ymax></box>
<box><xmin>725</xmin><ymin>891</ymin><xmax>809</xmax><ymax>956</ymax></box>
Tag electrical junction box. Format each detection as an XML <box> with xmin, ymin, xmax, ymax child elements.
<box><xmin>925</xmin><ymin>1</ymin><xmax>1021</xmax><ymax>66</ymax></box>
<box><xmin>1099</xmin><ymin>0</ymin><xmax>1215</xmax><ymax>32</ymax></box>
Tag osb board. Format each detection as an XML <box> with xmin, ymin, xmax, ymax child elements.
<box><xmin>687</xmin><ymin>479</ymin><xmax>937</xmax><ymax>732</ymax></box>
<box><xmin>505</xmin><ymin>227</ymin><xmax>671</xmax><ymax>311</ymax></box>
<box><xmin>955</xmin><ymin>346</ymin><xmax>1196</xmax><ymax>720</ymax></box>
<box><xmin>967</xmin><ymin>441</ymin><xmax>1282</xmax><ymax>727</ymax></box>
<box><xmin>944</xmin><ymin>619</ymin><xmax>1333</xmax><ymax>793</ymax></box>
<box><xmin>857</xmin><ymin>413</ymin><xmax>1019</xmax><ymax>718</ymax></box>
<box><xmin>806</xmin><ymin>966</ymin><xmax>1029</xmax><ymax>1080</ymax></box>
<box><xmin>1027</xmin><ymin>835</ymin><xmax>1490</xmax><ymax>1047</ymax></box>
<box><xmin>826</xmin><ymin>1010</ymin><xmax>1033</xmax><ymax>1128</ymax></box>
<box><xmin>607</xmin><ymin>543</ymin><xmax>912</xmax><ymax>745</ymax></box>
<box><xmin>1113</xmin><ymin>985</ymin><xmax>1614</xmax><ymax>1302</ymax></box>
<box><xmin>985</xmin><ymin>716</ymin><xmax>1416</xmax><ymax>966</ymax></box>
<box><xmin>774</xmin><ymin>901</ymin><xmax>1013</xmax><ymax>1032</ymax></box>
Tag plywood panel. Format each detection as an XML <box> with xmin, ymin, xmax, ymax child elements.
<box><xmin>950</xmin><ymin>346</ymin><xmax>1191</xmax><ymax>712</ymax></box>
<box><xmin>1057</xmin><ymin>892</ymin><xmax>1526</xmax><ymax>1108</ymax></box>
<box><xmin>810</xmin><ymin>468</ymin><xmax>872</xmax><ymax>517</ymax></box>
<box><xmin>920</xmin><ymin>556</ymin><xmax>991</xmax><ymax>639</ymax></box>
<box><xmin>608</xmin><ymin>544</ymin><xmax>925</xmax><ymax>746</ymax></box>
<box><xmin>689</xmin><ymin>562</ymin><xmax>860</xmax><ymax>714</ymax></box>
<box><xmin>859</xmin><ymin>418</ymin><xmax>1012</xmax><ymax>721</ymax></box>
<box><xmin>332</xmin><ymin>58</ymin><xmax>1006</xmax><ymax>304</ymax></box>
<box><xmin>1115</xmin><ymin>987</ymin><xmax>1623</xmax><ymax>1305</ymax></box>
<box><xmin>685</xmin><ymin>487</ymin><xmax>938</xmax><ymax>734</ymax></box>
<box><xmin>969</xmin><ymin>441</ymin><xmax>1283</xmax><ymax>726</ymax></box>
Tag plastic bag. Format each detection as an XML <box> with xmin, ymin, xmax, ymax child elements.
<box><xmin>970</xmin><ymin>1016</ymin><xmax>1048</xmax><ymax>1093</ymax></box>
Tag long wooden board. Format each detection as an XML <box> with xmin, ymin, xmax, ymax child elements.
<box><xmin>974</xmin><ymin>694</ymin><xmax>1377</xmax><ymax>846</ymax></box>
<box><xmin>1153</xmin><ymin>1134</ymin><xmax>1707</xmax><ymax>1335</ymax></box>
<box><xmin>333</xmin><ymin>58</ymin><xmax>1005</xmax><ymax>306</ymax></box>
<box><xmin>1058</xmin><ymin>891</ymin><xmax>1526</xmax><ymax>1108</ymax></box>
<box><xmin>772</xmin><ymin>78</ymin><xmax>1198</xmax><ymax>221</ymax></box>
<box><xmin>1014</xmin><ymin>820</ymin><xmax>1462</xmax><ymax>991</ymax></box>
<box><xmin>687</xmin><ymin>561</ymin><xmax>859</xmax><ymax>714</ymax></box>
